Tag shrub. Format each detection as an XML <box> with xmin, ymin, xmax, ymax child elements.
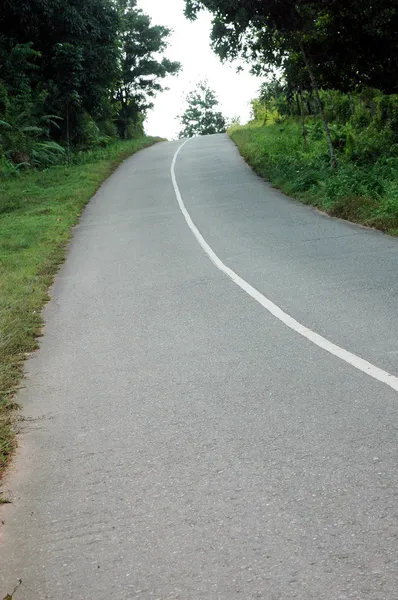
<box><xmin>229</xmin><ymin>118</ymin><xmax>398</xmax><ymax>233</ymax></box>
<box><xmin>0</xmin><ymin>92</ymin><xmax>65</xmax><ymax>168</ymax></box>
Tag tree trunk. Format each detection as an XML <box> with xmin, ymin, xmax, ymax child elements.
<box><xmin>306</xmin><ymin>94</ymin><xmax>312</xmax><ymax>116</ymax></box>
<box><xmin>287</xmin><ymin>96</ymin><xmax>292</xmax><ymax>117</ymax></box>
<box><xmin>66</xmin><ymin>104</ymin><xmax>71</xmax><ymax>167</ymax></box>
<box><xmin>299</xmin><ymin>88</ymin><xmax>308</xmax><ymax>151</ymax></box>
<box><xmin>262</xmin><ymin>104</ymin><xmax>268</xmax><ymax>127</ymax></box>
<box><xmin>295</xmin><ymin>93</ymin><xmax>301</xmax><ymax>117</ymax></box>
<box><xmin>300</xmin><ymin>42</ymin><xmax>337</xmax><ymax>167</ymax></box>
<box><xmin>348</xmin><ymin>93</ymin><xmax>355</xmax><ymax>117</ymax></box>
<box><xmin>121</xmin><ymin>94</ymin><xmax>129</xmax><ymax>140</ymax></box>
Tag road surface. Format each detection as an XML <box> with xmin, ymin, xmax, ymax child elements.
<box><xmin>1</xmin><ymin>134</ymin><xmax>398</xmax><ymax>599</ymax></box>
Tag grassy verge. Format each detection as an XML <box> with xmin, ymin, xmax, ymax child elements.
<box><xmin>0</xmin><ymin>136</ymin><xmax>162</xmax><ymax>477</ymax></box>
<box><xmin>229</xmin><ymin>121</ymin><xmax>398</xmax><ymax>234</ymax></box>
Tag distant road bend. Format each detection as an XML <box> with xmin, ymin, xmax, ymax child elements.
<box><xmin>1</xmin><ymin>134</ymin><xmax>398</xmax><ymax>599</ymax></box>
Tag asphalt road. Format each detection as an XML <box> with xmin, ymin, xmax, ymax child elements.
<box><xmin>1</xmin><ymin>134</ymin><xmax>398</xmax><ymax>599</ymax></box>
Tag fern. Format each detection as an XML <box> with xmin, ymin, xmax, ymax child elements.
<box><xmin>0</xmin><ymin>102</ymin><xmax>65</xmax><ymax>169</ymax></box>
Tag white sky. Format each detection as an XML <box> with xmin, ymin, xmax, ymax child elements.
<box><xmin>137</xmin><ymin>0</ymin><xmax>261</xmax><ymax>140</ymax></box>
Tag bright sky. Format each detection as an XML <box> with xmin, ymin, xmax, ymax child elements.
<box><xmin>137</xmin><ymin>0</ymin><xmax>261</xmax><ymax>140</ymax></box>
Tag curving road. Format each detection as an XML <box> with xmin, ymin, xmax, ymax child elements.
<box><xmin>1</xmin><ymin>134</ymin><xmax>398</xmax><ymax>599</ymax></box>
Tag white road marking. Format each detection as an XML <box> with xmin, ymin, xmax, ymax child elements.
<box><xmin>171</xmin><ymin>139</ymin><xmax>398</xmax><ymax>392</ymax></box>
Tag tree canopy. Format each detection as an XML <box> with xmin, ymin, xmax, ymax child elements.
<box><xmin>185</xmin><ymin>0</ymin><xmax>398</xmax><ymax>164</ymax></box>
<box><xmin>184</xmin><ymin>0</ymin><xmax>398</xmax><ymax>95</ymax></box>
<box><xmin>179</xmin><ymin>81</ymin><xmax>227</xmax><ymax>138</ymax></box>
<box><xmin>115</xmin><ymin>0</ymin><xmax>181</xmax><ymax>139</ymax></box>
<box><xmin>0</xmin><ymin>0</ymin><xmax>181</xmax><ymax>161</ymax></box>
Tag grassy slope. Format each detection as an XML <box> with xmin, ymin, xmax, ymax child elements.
<box><xmin>0</xmin><ymin>136</ymin><xmax>162</xmax><ymax>478</ymax></box>
<box><xmin>229</xmin><ymin>121</ymin><xmax>398</xmax><ymax>234</ymax></box>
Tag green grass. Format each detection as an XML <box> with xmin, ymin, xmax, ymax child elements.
<box><xmin>0</xmin><ymin>136</ymin><xmax>162</xmax><ymax>476</ymax></box>
<box><xmin>229</xmin><ymin>121</ymin><xmax>398</xmax><ymax>233</ymax></box>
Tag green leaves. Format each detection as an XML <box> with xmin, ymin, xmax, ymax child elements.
<box><xmin>183</xmin><ymin>0</ymin><xmax>398</xmax><ymax>94</ymax></box>
<box><xmin>115</xmin><ymin>0</ymin><xmax>181</xmax><ymax>139</ymax></box>
<box><xmin>0</xmin><ymin>0</ymin><xmax>179</xmax><ymax>152</ymax></box>
<box><xmin>0</xmin><ymin>97</ymin><xmax>67</xmax><ymax>168</ymax></box>
<box><xmin>179</xmin><ymin>81</ymin><xmax>227</xmax><ymax>138</ymax></box>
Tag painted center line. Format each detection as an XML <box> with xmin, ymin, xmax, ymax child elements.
<box><xmin>171</xmin><ymin>138</ymin><xmax>398</xmax><ymax>393</ymax></box>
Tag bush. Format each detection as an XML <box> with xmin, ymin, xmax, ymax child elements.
<box><xmin>229</xmin><ymin>119</ymin><xmax>398</xmax><ymax>234</ymax></box>
<box><xmin>127</xmin><ymin>117</ymin><xmax>145</xmax><ymax>140</ymax></box>
<box><xmin>323</xmin><ymin>90</ymin><xmax>352</xmax><ymax>124</ymax></box>
<box><xmin>98</xmin><ymin>119</ymin><xmax>118</xmax><ymax>139</ymax></box>
<box><xmin>0</xmin><ymin>156</ymin><xmax>20</xmax><ymax>178</ymax></box>
<box><xmin>0</xmin><ymin>91</ymin><xmax>65</xmax><ymax>168</ymax></box>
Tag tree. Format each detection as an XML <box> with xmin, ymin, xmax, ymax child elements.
<box><xmin>302</xmin><ymin>0</ymin><xmax>398</xmax><ymax>95</ymax></box>
<box><xmin>184</xmin><ymin>1</ymin><xmax>398</xmax><ymax>94</ymax></box>
<box><xmin>0</xmin><ymin>0</ymin><xmax>120</xmax><ymax>144</ymax></box>
<box><xmin>184</xmin><ymin>0</ymin><xmax>338</xmax><ymax>163</ymax></box>
<box><xmin>0</xmin><ymin>0</ymin><xmax>181</xmax><ymax>153</ymax></box>
<box><xmin>115</xmin><ymin>0</ymin><xmax>181</xmax><ymax>139</ymax></box>
<box><xmin>184</xmin><ymin>0</ymin><xmax>398</xmax><ymax>164</ymax></box>
<box><xmin>179</xmin><ymin>81</ymin><xmax>227</xmax><ymax>138</ymax></box>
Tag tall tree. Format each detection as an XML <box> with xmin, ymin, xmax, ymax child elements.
<box><xmin>184</xmin><ymin>0</ymin><xmax>398</xmax><ymax>163</ymax></box>
<box><xmin>184</xmin><ymin>0</ymin><xmax>338</xmax><ymax>162</ymax></box>
<box><xmin>0</xmin><ymin>0</ymin><xmax>120</xmax><ymax>142</ymax></box>
<box><xmin>302</xmin><ymin>0</ymin><xmax>398</xmax><ymax>95</ymax></box>
<box><xmin>0</xmin><ymin>0</ymin><xmax>120</xmax><ymax>107</ymax></box>
<box><xmin>184</xmin><ymin>0</ymin><xmax>398</xmax><ymax>95</ymax></box>
<box><xmin>179</xmin><ymin>81</ymin><xmax>227</xmax><ymax>138</ymax></box>
<box><xmin>0</xmin><ymin>0</ymin><xmax>182</xmax><ymax>149</ymax></box>
<box><xmin>115</xmin><ymin>0</ymin><xmax>181</xmax><ymax>139</ymax></box>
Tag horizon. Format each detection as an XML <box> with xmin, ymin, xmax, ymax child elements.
<box><xmin>137</xmin><ymin>0</ymin><xmax>261</xmax><ymax>140</ymax></box>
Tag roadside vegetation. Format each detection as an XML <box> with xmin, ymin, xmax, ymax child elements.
<box><xmin>0</xmin><ymin>136</ymin><xmax>162</xmax><ymax>476</ymax></box>
<box><xmin>0</xmin><ymin>0</ymin><xmax>178</xmax><ymax>477</ymax></box>
<box><xmin>229</xmin><ymin>87</ymin><xmax>398</xmax><ymax>233</ymax></box>
<box><xmin>185</xmin><ymin>0</ymin><xmax>398</xmax><ymax>232</ymax></box>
